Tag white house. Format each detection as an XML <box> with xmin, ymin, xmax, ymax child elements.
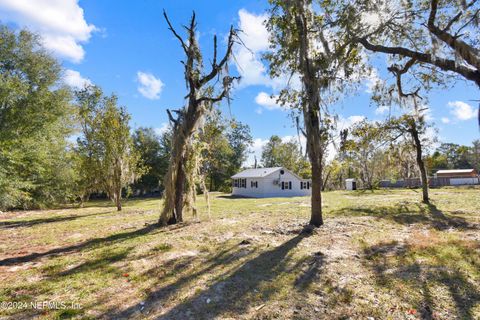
<box><xmin>231</xmin><ymin>167</ymin><xmax>311</xmax><ymax>198</ymax></box>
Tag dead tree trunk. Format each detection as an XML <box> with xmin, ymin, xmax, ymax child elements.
<box><xmin>158</xmin><ymin>11</ymin><xmax>239</xmax><ymax>226</ymax></box>
<box><xmin>173</xmin><ymin>157</ymin><xmax>186</xmax><ymax>222</ymax></box>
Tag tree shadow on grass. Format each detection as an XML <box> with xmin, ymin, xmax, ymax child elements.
<box><xmin>362</xmin><ymin>239</ymin><xmax>480</xmax><ymax>319</ymax></box>
<box><xmin>424</xmin><ymin>204</ymin><xmax>475</xmax><ymax>230</ymax></box>
<box><xmin>215</xmin><ymin>195</ymin><xmax>253</xmax><ymax>199</ymax></box>
<box><xmin>0</xmin><ymin>223</ymin><xmax>188</xmax><ymax>266</ymax></box>
<box><xmin>19</xmin><ymin>244</ymin><xmax>243</xmax><ymax>319</ymax></box>
<box><xmin>105</xmin><ymin>229</ymin><xmax>318</xmax><ymax>319</ymax></box>
<box><xmin>328</xmin><ymin>203</ymin><xmax>478</xmax><ymax>231</ymax></box>
<box><xmin>0</xmin><ymin>210</ymin><xmax>115</xmax><ymax>230</ymax></box>
<box><xmin>54</xmin><ymin>247</ymin><xmax>134</xmax><ymax>277</ymax></box>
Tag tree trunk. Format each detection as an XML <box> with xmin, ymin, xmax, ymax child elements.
<box><xmin>159</xmin><ymin>121</ymin><xmax>189</xmax><ymax>225</ymax></box>
<box><xmin>115</xmin><ymin>187</ymin><xmax>122</xmax><ymax>211</ymax></box>
<box><xmin>322</xmin><ymin>168</ymin><xmax>331</xmax><ymax>191</ymax></box>
<box><xmin>310</xmin><ymin>158</ymin><xmax>323</xmax><ymax>226</ymax></box>
<box><xmin>302</xmin><ymin>68</ymin><xmax>324</xmax><ymax>228</ymax></box>
<box><xmin>303</xmin><ymin>86</ymin><xmax>324</xmax><ymax>228</ymax></box>
<box><xmin>116</xmin><ymin>196</ymin><xmax>122</xmax><ymax>211</ymax></box>
<box><xmin>294</xmin><ymin>0</ymin><xmax>324</xmax><ymax>227</ymax></box>
<box><xmin>79</xmin><ymin>194</ymin><xmax>87</xmax><ymax>208</ymax></box>
<box><xmin>172</xmin><ymin>158</ymin><xmax>186</xmax><ymax>223</ymax></box>
<box><xmin>410</xmin><ymin>126</ymin><xmax>429</xmax><ymax>204</ymax></box>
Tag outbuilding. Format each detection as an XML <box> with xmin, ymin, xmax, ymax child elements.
<box><xmin>345</xmin><ymin>178</ymin><xmax>357</xmax><ymax>191</ymax></box>
<box><xmin>435</xmin><ymin>169</ymin><xmax>478</xmax><ymax>178</ymax></box>
<box><xmin>434</xmin><ymin>169</ymin><xmax>479</xmax><ymax>186</ymax></box>
<box><xmin>231</xmin><ymin>167</ymin><xmax>311</xmax><ymax>198</ymax></box>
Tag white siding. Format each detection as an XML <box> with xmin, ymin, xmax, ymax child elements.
<box><xmin>450</xmin><ymin>177</ymin><xmax>479</xmax><ymax>185</ymax></box>
<box><xmin>232</xmin><ymin>178</ymin><xmax>263</xmax><ymax>197</ymax></box>
<box><xmin>232</xmin><ymin>169</ymin><xmax>311</xmax><ymax>198</ymax></box>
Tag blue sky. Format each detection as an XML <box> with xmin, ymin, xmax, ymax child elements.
<box><xmin>0</xmin><ymin>0</ymin><xmax>476</xmax><ymax>163</ymax></box>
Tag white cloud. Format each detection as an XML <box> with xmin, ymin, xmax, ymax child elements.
<box><xmin>234</xmin><ymin>9</ymin><xmax>270</xmax><ymax>88</ymax></box>
<box><xmin>254</xmin><ymin>92</ymin><xmax>287</xmax><ymax>111</ymax></box>
<box><xmin>282</xmin><ymin>135</ymin><xmax>307</xmax><ymax>151</ymax></box>
<box><xmin>136</xmin><ymin>71</ymin><xmax>164</xmax><ymax>100</ymax></box>
<box><xmin>235</xmin><ymin>45</ymin><xmax>269</xmax><ymax>87</ymax></box>
<box><xmin>246</xmin><ymin>137</ymin><xmax>269</xmax><ymax>166</ymax></box>
<box><xmin>238</xmin><ymin>9</ymin><xmax>269</xmax><ymax>52</ymax></box>
<box><xmin>234</xmin><ymin>9</ymin><xmax>298</xmax><ymax>90</ymax></box>
<box><xmin>336</xmin><ymin>115</ymin><xmax>365</xmax><ymax>131</ymax></box>
<box><xmin>375</xmin><ymin>105</ymin><xmax>390</xmax><ymax>115</ymax></box>
<box><xmin>0</xmin><ymin>0</ymin><xmax>97</xmax><ymax>63</ymax></box>
<box><xmin>441</xmin><ymin>117</ymin><xmax>450</xmax><ymax>124</ymax></box>
<box><xmin>420</xmin><ymin>106</ymin><xmax>434</xmax><ymax>121</ymax></box>
<box><xmin>63</xmin><ymin>69</ymin><xmax>91</xmax><ymax>89</ymax></box>
<box><xmin>401</xmin><ymin>104</ymin><xmax>434</xmax><ymax>121</ymax></box>
<box><xmin>448</xmin><ymin>101</ymin><xmax>476</xmax><ymax>120</ymax></box>
<box><xmin>154</xmin><ymin>122</ymin><xmax>170</xmax><ymax>136</ymax></box>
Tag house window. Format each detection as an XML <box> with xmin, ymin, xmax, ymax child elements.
<box><xmin>282</xmin><ymin>181</ymin><xmax>292</xmax><ymax>190</ymax></box>
<box><xmin>233</xmin><ymin>179</ymin><xmax>247</xmax><ymax>188</ymax></box>
<box><xmin>300</xmin><ymin>181</ymin><xmax>310</xmax><ymax>190</ymax></box>
<box><xmin>250</xmin><ymin>181</ymin><xmax>258</xmax><ymax>188</ymax></box>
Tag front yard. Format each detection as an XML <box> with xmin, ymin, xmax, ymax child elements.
<box><xmin>0</xmin><ymin>188</ymin><xmax>479</xmax><ymax>319</ymax></box>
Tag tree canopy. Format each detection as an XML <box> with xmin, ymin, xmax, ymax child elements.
<box><xmin>0</xmin><ymin>26</ymin><xmax>75</xmax><ymax>210</ymax></box>
<box><xmin>75</xmin><ymin>86</ymin><xmax>142</xmax><ymax>211</ymax></box>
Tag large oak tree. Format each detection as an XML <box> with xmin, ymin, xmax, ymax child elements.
<box><xmin>266</xmin><ymin>0</ymin><xmax>363</xmax><ymax>226</ymax></box>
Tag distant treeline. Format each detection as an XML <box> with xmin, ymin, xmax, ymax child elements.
<box><xmin>0</xmin><ymin>25</ymin><xmax>252</xmax><ymax>211</ymax></box>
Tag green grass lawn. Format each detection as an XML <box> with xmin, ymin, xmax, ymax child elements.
<box><xmin>0</xmin><ymin>187</ymin><xmax>479</xmax><ymax>319</ymax></box>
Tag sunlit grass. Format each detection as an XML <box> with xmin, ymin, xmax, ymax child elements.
<box><xmin>0</xmin><ymin>187</ymin><xmax>478</xmax><ymax>319</ymax></box>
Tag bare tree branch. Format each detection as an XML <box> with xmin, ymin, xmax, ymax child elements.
<box><xmin>166</xmin><ymin>109</ymin><xmax>179</xmax><ymax>126</ymax></box>
<box><xmin>163</xmin><ymin>10</ymin><xmax>188</xmax><ymax>54</ymax></box>
<box><xmin>199</xmin><ymin>26</ymin><xmax>237</xmax><ymax>87</ymax></box>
